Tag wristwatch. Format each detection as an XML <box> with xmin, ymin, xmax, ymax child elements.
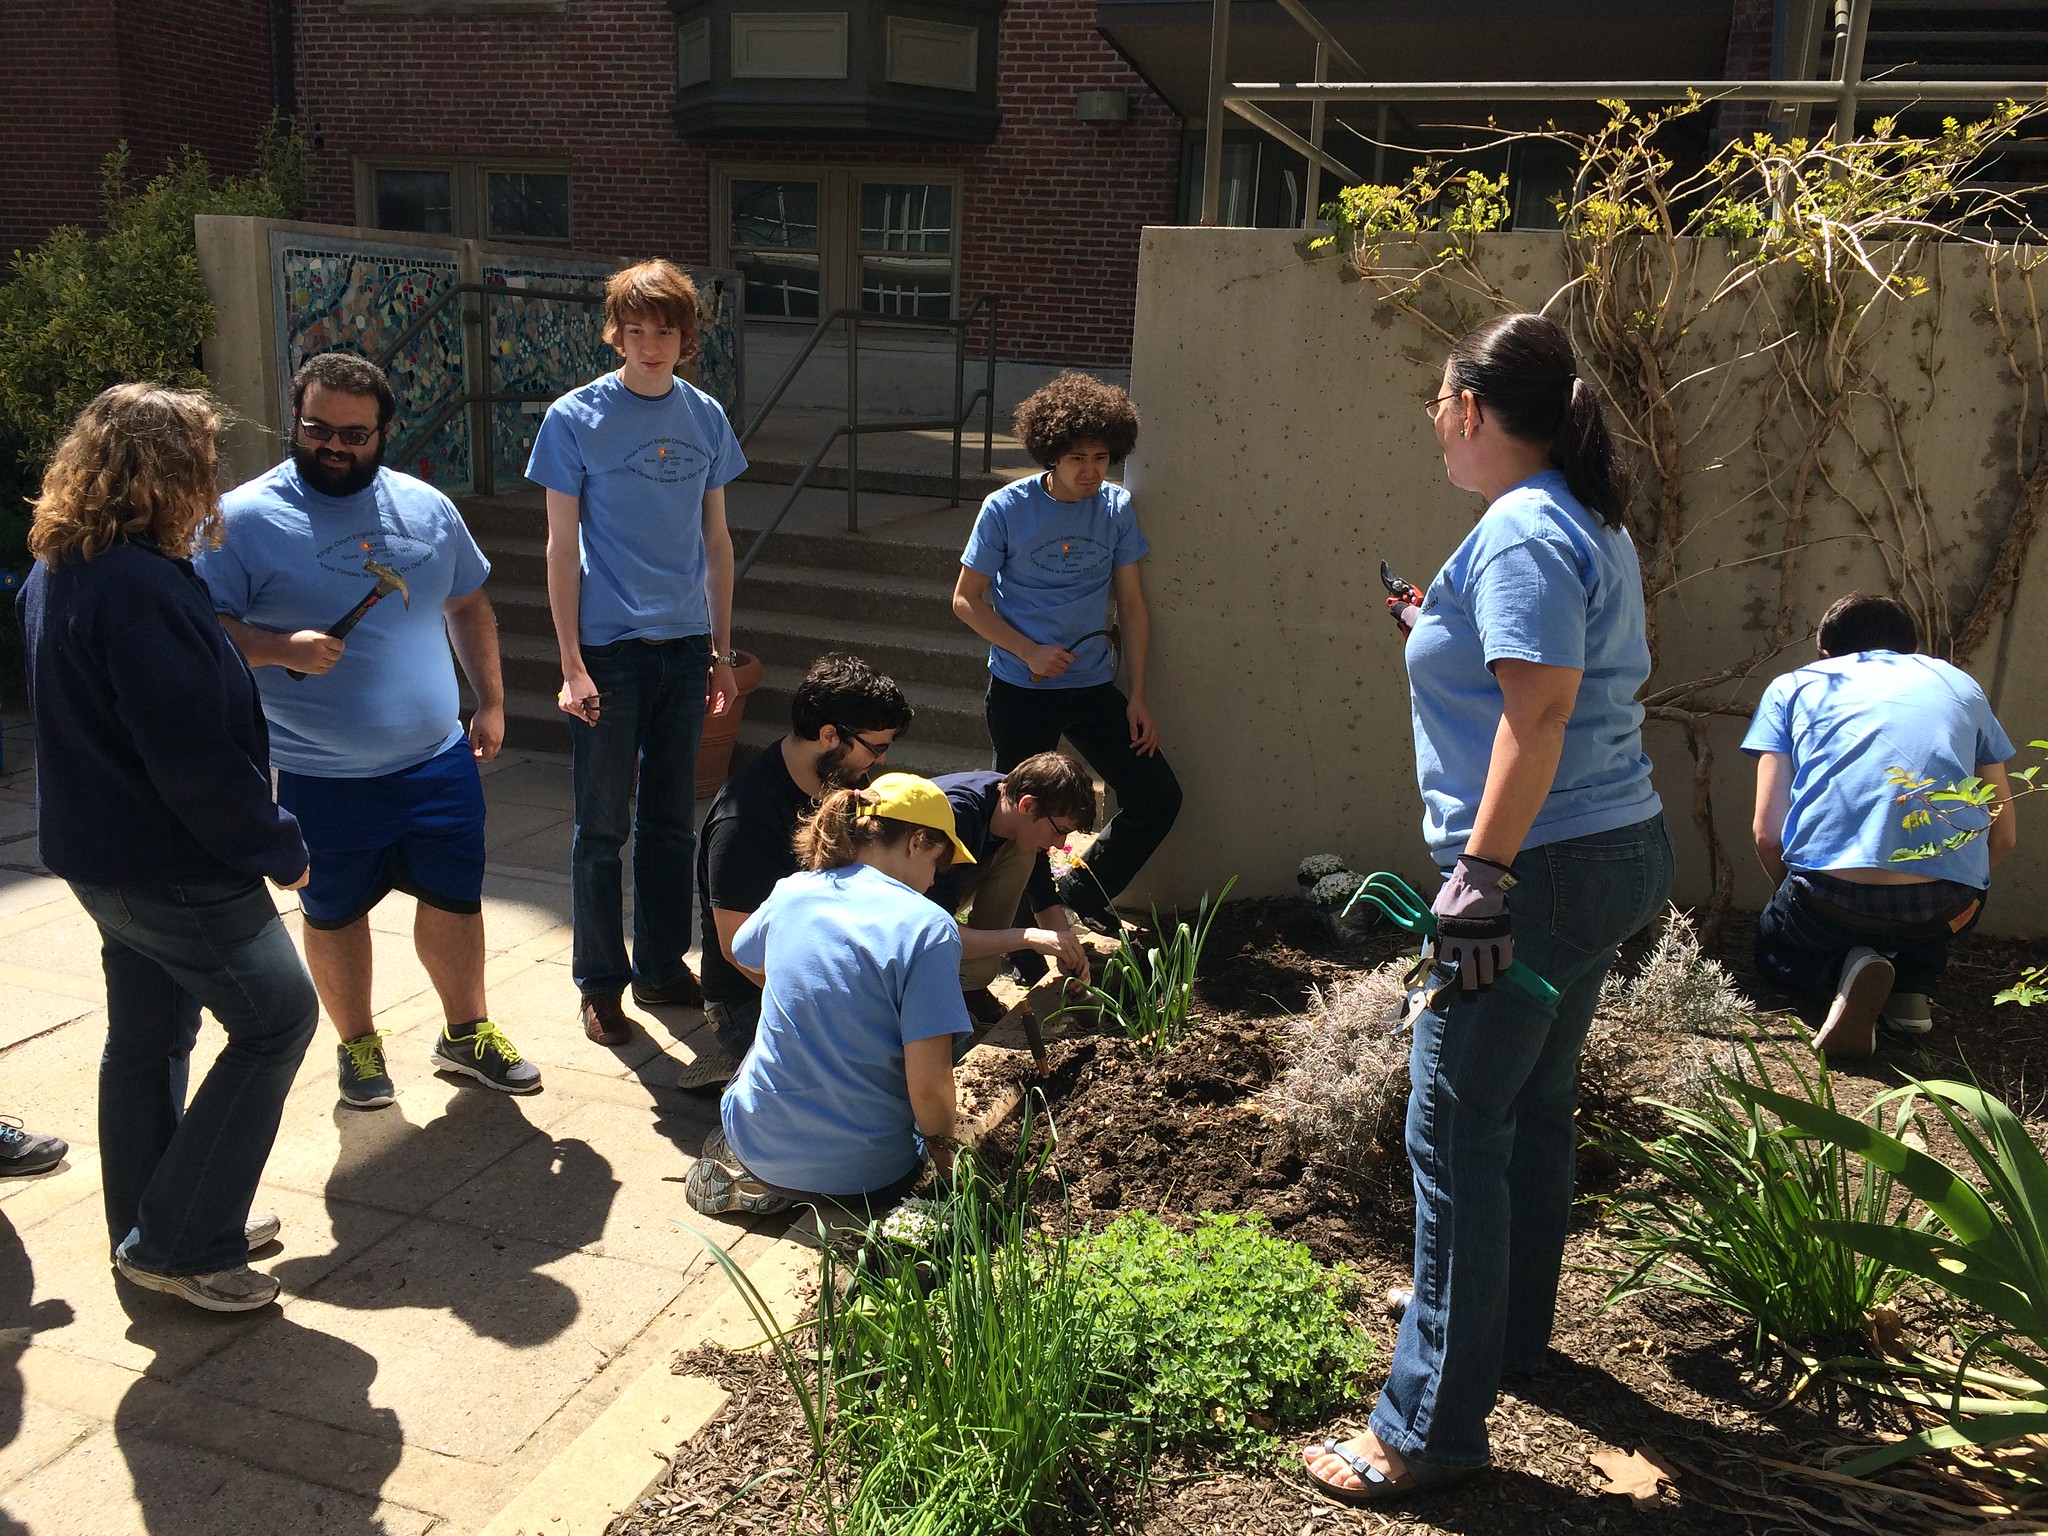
<box><xmin>710</xmin><ymin>648</ymin><xmax>740</xmax><ymax>667</ymax></box>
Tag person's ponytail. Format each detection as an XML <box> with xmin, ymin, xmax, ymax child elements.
<box><xmin>793</xmin><ymin>787</ymin><xmax>866</xmax><ymax>870</ymax></box>
<box><xmin>1555</xmin><ymin>376</ymin><xmax>1629</xmax><ymax>530</ymax></box>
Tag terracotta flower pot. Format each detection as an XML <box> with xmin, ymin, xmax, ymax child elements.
<box><xmin>695</xmin><ymin>649</ymin><xmax>765</xmax><ymax>798</ymax></box>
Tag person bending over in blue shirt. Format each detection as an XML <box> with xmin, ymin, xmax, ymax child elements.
<box><xmin>1743</xmin><ymin>593</ymin><xmax>2016</xmax><ymax>1058</ymax></box>
<box><xmin>685</xmin><ymin>775</ymin><xmax>976</xmax><ymax>1220</ymax></box>
<box><xmin>1304</xmin><ymin>313</ymin><xmax>1672</xmax><ymax>1505</ymax></box>
<box><xmin>527</xmin><ymin>260</ymin><xmax>748</xmax><ymax>1050</ymax></box>
<box><xmin>952</xmin><ymin>373</ymin><xmax>1181</xmax><ymax>936</ymax></box>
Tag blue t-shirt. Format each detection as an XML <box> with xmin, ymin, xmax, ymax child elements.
<box><xmin>1406</xmin><ymin>470</ymin><xmax>1661</xmax><ymax>862</ymax></box>
<box><xmin>722</xmin><ymin>863</ymin><xmax>973</xmax><ymax>1196</ymax></box>
<box><xmin>199</xmin><ymin>463</ymin><xmax>490</xmax><ymax>779</ymax></box>
<box><xmin>1741</xmin><ymin>651</ymin><xmax>2014</xmax><ymax>888</ymax></box>
<box><xmin>524</xmin><ymin>373</ymin><xmax>747</xmax><ymax>646</ymax></box>
<box><xmin>960</xmin><ymin>475</ymin><xmax>1148</xmax><ymax>689</ymax></box>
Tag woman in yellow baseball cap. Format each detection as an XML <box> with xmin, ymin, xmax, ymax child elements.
<box><xmin>685</xmin><ymin>773</ymin><xmax>978</xmax><ymax>1220</ymax></box>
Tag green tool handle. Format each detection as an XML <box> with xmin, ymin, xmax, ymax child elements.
<box><xmin>1342</xmin><ymin>871</ymin><xmax>1560</xmax><ymax>1006</ymax></box>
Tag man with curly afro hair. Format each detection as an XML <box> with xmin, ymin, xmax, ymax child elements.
<box><xmin>952</xmin><ymin>372</ymin><xmax>1180</xmax><ymax>936</ymax></box>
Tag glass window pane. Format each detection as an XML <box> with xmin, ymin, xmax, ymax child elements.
<box><xmin>738</xmin><ymin>252</ymin><xmax>822</xmax><ymax>318</ymax></box>
<box><xmin>859</xmin><ymin>256</ymin><xmax>951</xmax><ymax>318</ymax></box>
<box><xmin>488</xmin><ymin>171</ymin><xmax>571</xmax><ymax>241</ymax></box>
<box><xmin>373</xmin><ymin>168</ymin><xmax>453</xmax><ymax>234</ymax></box>
<box><xmin>858</xmin><ymin>183</ymin><xmax>952</xmax><ymax>252</ymax></box>
<box><xmin>731</xmin><ymin>180</ymin><xmax>820</xmax><ymax>250</ymax></box>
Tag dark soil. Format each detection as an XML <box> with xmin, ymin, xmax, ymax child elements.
<box><xmin>618</xmin><ymin>898</ymin><xmax>2048</xmax><ymax>1536</ymax></box>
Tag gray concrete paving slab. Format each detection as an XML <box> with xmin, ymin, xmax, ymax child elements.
<box><xmin>188</xmin><ymin>1221</ymin><xmax>689</xmax><ymax>1463</ymax></box>
<box><xmin>0</xmin><ymin>983</ymin><xmax>97</xmax><ymax>1053</ymax></box>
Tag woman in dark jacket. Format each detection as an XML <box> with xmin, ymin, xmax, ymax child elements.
<box><xmin>18</xmin><ymin>384</ymin><xmax>319</xmax><ymax>1313</ymax></box>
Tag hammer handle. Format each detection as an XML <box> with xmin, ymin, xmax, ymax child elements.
<box><xmin>284</xmin><ymin>591</ymin><xmax>391</xmax><ymax>681</ymax></box>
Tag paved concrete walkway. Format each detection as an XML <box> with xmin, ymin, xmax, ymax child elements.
<box><xmin>0</xmin><ymin>723</ymin><xmax>810</xmax><ymax>1536</ymax></box>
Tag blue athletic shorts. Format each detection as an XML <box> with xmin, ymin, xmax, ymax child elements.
<box><xmin>277</xmin><ymin>739</ymin><xmax>487</xmax><ymax>929</ymax></box>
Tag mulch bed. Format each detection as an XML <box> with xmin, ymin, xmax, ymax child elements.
<box><xmin>614</xmin><ymin>898</ymin><xmax>2048</xmax><ymax>1536</ymax></box>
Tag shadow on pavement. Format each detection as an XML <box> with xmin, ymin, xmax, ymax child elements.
<box><xmin>0</xmin><ymin>1208</ymin><xmax>72</xmax><ymax>1536</ymax></box>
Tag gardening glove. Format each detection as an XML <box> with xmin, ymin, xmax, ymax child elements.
<box><xmin>1385</xmin><ymin>592</ymin><xmax>1424</xmax><ymax>636</ymax></box>
<box><xmin>1430</xmin><ymin>853</ymin><xmax>1517</xmax><ymax>993</ymax></box>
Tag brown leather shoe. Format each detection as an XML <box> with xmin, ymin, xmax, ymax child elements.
<box><xmin>631</xmin><ymin>966</ymin><xmax>704</xmax><ymax>1010</ymax></box>
<box><xmin>581</xmin><ymin>993</ymin><xmax>631</xmax><ymax>1046</ymax></box>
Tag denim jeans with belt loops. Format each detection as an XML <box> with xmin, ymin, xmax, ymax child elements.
<box><xmin>1369</xmin><ymin>813</ymin><xmax>1673</xmax><ymax>1471</ymax></box>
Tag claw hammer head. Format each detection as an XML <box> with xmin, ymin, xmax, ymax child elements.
<box><xmin>363</xmin><ymin>557</ymin><xmax>411</xmax><ymax>609</ymax></box>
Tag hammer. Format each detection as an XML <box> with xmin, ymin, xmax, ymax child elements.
<box><xmin>287</xmin><ymin>557</ymin><xmax>411</xmax><ymax>680</ymax></box>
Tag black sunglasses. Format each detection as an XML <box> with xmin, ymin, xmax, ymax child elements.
<box><xmin>297</xmin><ymin>417</ymin><xmax>380</xmax><ymax>448</ymax></box>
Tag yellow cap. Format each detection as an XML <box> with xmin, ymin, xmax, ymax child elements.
<box><xmin>858</xmin><ymin>772</ymin><xmax>976</xmax><ymax>867</ymax></box>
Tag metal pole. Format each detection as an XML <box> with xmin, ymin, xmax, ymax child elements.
<box><xmin>1224</xmin><ymin>78</ymin><xmax>2048</xmax><ymax>103</ymax></box>
<box><xmin>950</xmin><ymin>312</ymin><xmax>966</xmax><ymax>508</ymax></box>
<box><xmin>1834</xmin><ymin>0</ymin><xmax>1871</xmax><ymax>137</ymax></box>
<box><xmin>1224</xmin><ymin>100</ymin><xmax>1360</xmax><ymax>184</ymax></box>
<box><xmin>845</xmin><ymin>313</ymin><xmax>859</xmax><ymax>532</ymax></box>
<box><xmin>1200</xmin><ymin>0</ymin><xmax>1231</xmax><ymax>224</ymax></box>
<box><xmin>1304</xmin><ymin>40</ymin><xmax>1326</xmax><ymax>229</ymax></box>
<box><xmin>469</xmin><ymin>289</ymin><xmax>493</xmax><ymax>497</ymax></box>
<box><xmin>984</xmin><ymin>304</ymin><xmax>997</xmax><ymax>474</ymax></box>
<box><xmin>1374</xmin><ymin>104</ymin><xmax>1387</xmax><ymax>183</ymax></box>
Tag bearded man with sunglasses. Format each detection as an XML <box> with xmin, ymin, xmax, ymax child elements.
<box><xmin>199</xmin><ymin>352</ymin><xmax>533</xmax><ymax>1111</ymax></box>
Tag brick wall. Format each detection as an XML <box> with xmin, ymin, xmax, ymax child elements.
<box><xmin>0</xmin><ymin>0</ymin><xmax>274</xmax><ymax>263</ymax></box>
<box><xmin>293</xmin><ymin>0</ymin><xmax>1181</xmax><ymax>367</ymax></box>
<box><xmin>1716</xmin><ymin>0</ymin><xmax>1777</xmax><ymax>142</ymax></box>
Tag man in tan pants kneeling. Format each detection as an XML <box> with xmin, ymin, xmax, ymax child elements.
<box><xmin>929</xmin><ymin>753</ymin><xmax>1097</xmax><ymax>1026</ymax></box>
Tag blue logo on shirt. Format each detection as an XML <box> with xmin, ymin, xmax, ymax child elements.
<box><xmin>1028</xmin><ymin>534</ymin><xmax>1111</xmax><ymax>576</ymax></box>
<box><xmin>625</xmin><ymin>438</ymin><xmax>711</xmax><ymax>483</ymax></box>
<box><xmin>315</xmin><ymin>532</ymin><xmax>435</xmax><ymax>578</ymax></box>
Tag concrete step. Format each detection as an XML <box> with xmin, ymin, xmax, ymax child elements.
<box><xmin>735</xmin><ymin>562</ymin><xmax>960</xmax><ymax>632</ymax></box>
<box><xmin>488</xmin><ymin>582</ymin><xmax>559</xmax><ymax>639</ymax></box>
<box><xmin>736</xmin><ymin>524</ymin><xmax>966</xmax><ymax>584</ymax></box>
<box><xmin>458</xmin><ymin>491</ymin><xmax>546</xmax><ymax>543</ymax></box>
<box><xmin>736</xmin><ymin>613</ymin><xmax>988</xmax><ymax>692</ymax></box>
<box><xmin>485</xmin><ymin>534</ymin><xmax>548</xmax><ymax>588</ymax></box>
<box><xmin>753</xmin><ymin>661</ymin><xmax>988</xmax><ymax>750</ymax></box>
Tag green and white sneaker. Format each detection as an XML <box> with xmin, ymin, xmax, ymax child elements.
<box><xmin>430</xmin><ymin>1020</ymin><xmax>541</xmax><ymax>1095</ymax></box>
<box><xmin>337</xmin><ymin>1033</ymin><xmax>396</xmax><ymax>1110</ymax></box>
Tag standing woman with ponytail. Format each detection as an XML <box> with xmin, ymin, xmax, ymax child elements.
<box><xmin>1304</xmin><ymin>314</ymin><xmax>1672</xmax><ymax>1502</ymax></box>
<box><xmin>684</xmin><ymin>774</ymin><xmax>978</xmax><ymax>1219</ymax></box>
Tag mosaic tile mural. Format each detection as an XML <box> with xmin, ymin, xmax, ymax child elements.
<box><xmin>273</xmin><ymin>229</ymin><xmax>745</xmax><ymax>496</ymax></box>
<box><xmin>272</xmin><ymin>232</ymin><xmax>470</xmax><ymax>489</ymax></box>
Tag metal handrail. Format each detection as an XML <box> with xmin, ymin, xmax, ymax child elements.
<box><xmin>733</xmin><ymin>294</ymin><xmax>1002</xmax><ymax>583</ymax></box>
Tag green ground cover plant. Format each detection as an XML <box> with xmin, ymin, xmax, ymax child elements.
<box><xmin>1599</xmin><ymin>1031</ymin><xmax>1913</xmax><ymax>1358</ymax></box>
<box><xmin>1071</xmin><ymin>1210</ymin><xmax>1374</xmax><ymax>1463</ymax></box>
<box><xmin>1732</xmin><ymin>1074</ymin><xmax>2048</xmax><ymax>1480</ymax></box>
<box><xmin>1057</xmin><ymin>876</ymin><xmax>1235</xmax><ymax>1052</ymax></box>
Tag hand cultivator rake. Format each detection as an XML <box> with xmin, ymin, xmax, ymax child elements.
<box><xmin>1340</xmin><ymin>871</ymin><xmax>1559</xmax><ymax>1006</ymax></box>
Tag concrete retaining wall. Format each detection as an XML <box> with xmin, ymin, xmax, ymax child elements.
<box><xmin>1120</xmin><ymin>228</ymin><xmax>2048</xmax><ymax>938</ymax></box>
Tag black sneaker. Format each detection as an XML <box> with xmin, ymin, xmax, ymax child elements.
<box><xmin>632</xmin><ymin>966</ymin><xmax>704</xmax><ymax>1009</ymax></box>
<box><xmin>0</xmin><ymin>1118</ymin><xmax>67</xmax><ymax>1177</ymax></box>
<box><xmin>337</xmin><ymin>1033</ymin><xmax>396</xmax><ymax>1110</ymax></box>
<box><xmin>430</xmin><ymin>1019</ymin><xmax>542</xmax><ymax>1094</ymax></box>
<box><xmin>1055</xmin><ymin>874</ymin><xmax>1123</xmax><ymax>937</ymax></box>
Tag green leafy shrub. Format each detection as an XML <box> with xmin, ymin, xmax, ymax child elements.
<box><xmin>1599</xmin><ymin>1030</ymin><xmax>1913</xmax><ymax>1357</ymax></box>
<box><xmin>1073</xmin><ymin>1210</ymin><xmax>1373</xmax><ymax>1463</ymax></box>
<box><xmin>1057</xmin><ymin>876</ymin><xmax>1235</xmax><ymax>1052</ymax></box>
<box><xmin>0</xmin><ymin>119</ymin><xmax>303</xmax><ymax>474</ymax></box>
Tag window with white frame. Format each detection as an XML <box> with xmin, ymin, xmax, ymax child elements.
<box><xmin>360</xmin><ymin>160</ymin><xmax>573</xmax><ymax>244</ymax></box>
<box><xmin>719</xmin><ymin>169</ymin><xmax>959</xmax><ymax>321</ymax></box>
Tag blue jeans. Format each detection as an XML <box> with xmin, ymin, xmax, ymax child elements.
<box><xmin>1370</xmin><ymin>814</ymin><xmax>1673</xmax><ymax>1470</ymax></box>
<box><xmin>69</xmin><ymin>878</ymin><xmax>319</xmax><ymax>1275</ymax></box>
<box><xmin>571</xmin><ymin>636</ymin><xmax>710</xmax><ymax>996</ymax></box>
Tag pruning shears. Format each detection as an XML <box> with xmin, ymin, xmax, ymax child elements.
<box><xmin>1340</xmin><ymin>871</ymin><xmax>1560</xmax><ymax>1006</ymax></box>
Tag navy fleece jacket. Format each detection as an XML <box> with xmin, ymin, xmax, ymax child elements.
<box><xmin>17</xmin><ymin>539</ymin><xmax>308</xmax><ymax>887</ymax></box>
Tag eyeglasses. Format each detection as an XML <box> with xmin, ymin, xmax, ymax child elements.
<box><xmin>841</xmin><ymin>730</ymin><xmax>892</xmax><ymax>758</ymax></box>
<box><xmin>1422</xmin><ymin>392</ymin><xmax>1462</xmax><ymax>422</ymax></box>
<box><xmin>296</xmin><ymin>418</ymin><xmax>380</xmax><ymax>448</ymax></box>
<box><xmin>1039</xmin><ymin>813</ymin><xmax>1078</xmax><ymax>840</ymax></box>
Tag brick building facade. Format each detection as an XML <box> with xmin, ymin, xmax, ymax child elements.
<box><xmin>0</xmin><ymin>0</ymin><xmax>277</xmax><ymax>260</ymax></box>
<box><xmin>291</xmin><ymin>0</ymin><xmax>1182</xmax><ymax>369</ymax></box>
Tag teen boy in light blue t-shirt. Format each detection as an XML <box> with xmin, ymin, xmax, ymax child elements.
<box><xmin>1744</xmin><ymin>592</ymin><xmax>2017</xmax><ymax>1058</ymax></box>
<box><xmin>527</xmin><ymin>260</ymin><xmax>748</xmax><ymax>1050</ymax></box>
<box><xmin>952</xmin><ymin>373</ymin><xmax>1181</xmax><ymax>935</ymax></box>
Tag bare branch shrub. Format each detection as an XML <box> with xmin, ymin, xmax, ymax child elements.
<box><xmin>1597</xmin><ymin>905</ymin><xmax>1751</xmax><ymax>1037</ymax></box>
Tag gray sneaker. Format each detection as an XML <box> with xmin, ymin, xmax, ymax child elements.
<box><xmin>684</xmin><ymin>1130</ymin><xmax>791</xmax><ymax>1216</ymax></box>
<box><xmin>245</xmin><ymin>1212</ymin><xmax>281</xmax><ymax>1249</ymax></box>
<box><xmin>115</xmin><ymin>1251</ymin><xmax>280</xmax><ymax>1312</ymax></box>
<box><xmin>676</xmin><ymin>1043</ymin><xmax>741</xmax><ymax>1094</ymax></box>
<box><xmin>430</xmin><ymin>1020</ymin><xmax>541</xmax><ymax>1094</ymax></box>
<box><xmin>0</xmin><ymin>1118</ymin><xmax>67</xmax><ymax>1177</ymax></box>
<box><xmin>337</xmin><ymin>1033</ymin><xmax>396</xmax><ymax>1109</ymax></box>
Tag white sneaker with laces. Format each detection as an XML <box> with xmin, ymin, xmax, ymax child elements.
<box><xmin>1880</xmin><ymin>991</ymin><xmax>1934</xmax><ymax>1037</ymax></box>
